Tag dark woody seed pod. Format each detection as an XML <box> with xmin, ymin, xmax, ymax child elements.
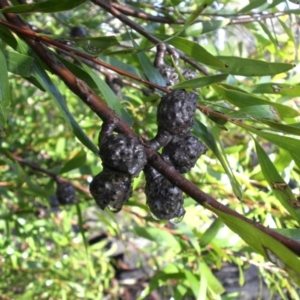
<box><xmin>162</xmin><ymin>133</ymin><xmax>207</xmax><ymax>173</ymax></box>
<box><xmin>99</xmin><ymin>133</ymin><xmax>147</xmax><ymax>177</ymax></box>
<box><xmin>144</xmin><ymin>166</ymin><xmax>185</xmax><ymax>220</ymax></box>
<box><xmin>89</xmin><ymin>168</ymin><xmax>132</xmax><ymax>212</ymax></box>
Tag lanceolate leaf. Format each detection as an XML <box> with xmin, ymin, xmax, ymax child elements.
<box><xmin>237</xmin><ymin>124</ymin><xmax>300</xmax><ymax>169</ymax></box>
<box><xmin>183</xmin><ymin>19</ymin><xmax>230</xmax><ymax>36</ymax></box>
<box><xmin>215</xmin><ymin>56</ymin><xmax>294</xmax><ymax>76</ymax></box>
<box><xmin>194</xmin><ymin>121</ymin><xmax>243</xmax><ymax>199</ymax></box>
<box><xmin>60</xmin><ymin>150</ymin><xmax>87</xmax><ymax>174</ymax></box>
<box><xmin>81</xmin><ymin>62</ymin><xmax>133</xmax><ymax>125</ymax></box>
<box><xmin>254</xmin><ymin>138</ymin><xmax>300</xmax><ymax>224</ymax></box>
<box><xmin>131</xmin><ymin>32</ymin><xmax>166</xmax><ymax>88</ymax></box>
<box><xmin>213</xmin><ymin>84</ymin><xmax>298</xmax><ymax>118</ymax></box>
<box><xmin>172</xmin><ymin>74</ymin><xmax>228</xmax><ymax>89</ymax></box>
<box><xmin>262</xmin><ymin>121</ymin><xmax>300</xmax><ymax>136</ymax></box>
<box><xmin>0</xmin><ymin>45</ymin><xmax>11</xmax><ymax>130</ymax></box>
<box><xmin>228</xmin><ymin>105</ymin><xmax>280</xmax><ymax>121</ymax></box>
<box><xmin>4</xmin><ymin>49</ymin><xmax>33</xmax><ymax>77</ymax></box>
<box><xmin>32</xmin><ymin>58</ymin><xmax>98</xmax><ymax>154</ymax></box>
<box><xmin>73</xmin><ymin>36</ymin><xmax>119</xmax><ymax>55</ymax></box>
<box><xmin>250</xmin><ymin>83</ymin><xmax>300</xmax><ymax>97</ymax></box>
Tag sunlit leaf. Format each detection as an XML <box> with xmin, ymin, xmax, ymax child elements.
<box><xmin>32</xmin><ymin>57</ymin><xmax>98</xmax><ymax>154</ymax></box>
<box><xmin>183</xmin><ymin>19</ymin><xmax>230</xmax><ymax>36</ymax></box>
<box><xmin>172</xmin><ymin>74</ymin><xmax>228</xmax><ymax>89</ymax></box>
<box><xmin>4</xmin><ymin>50</ymin><xmax>33</xmax><ymax>77</ymax></box>
<box><xmin>80</xmin><ymin>62</ymin><xmax>133</xmax><ymax>125</ymax></box>
<box><xmin>60</xmin><ymin>150</ymin><xmax>86</xmax><ymax>174</ymax></box>
<box><xmin>213</xmin><ymin>84</ymin><xmax>298</xmax><ymax>118</ymax></box>
<box><xmin>228</xmin><ymin>105</ymin><xmax>280</xmax><ymax>121</ymax></box>
<box><xmin>250</xmin><ymin>83</ymin><xmax>300</xmax><ymax>97</ymax></box>
<box><xmin>194</xmin><ymin>121</ymin><xmax>243</xmax><ymax>199</ymax></box>
<box><xmin>215</xmin><ymin>57</ymin><xmax>294</xmax><ymax>76</ymax></box>
<box><xmin>0</xmin><ymin>45</ymin><xmax>11</xmax><ymax>130</ymax></box>
<box><xmin>254</xmin><ymin>138</ymin><xmax>300</xmax><ymax>224</ymax></box>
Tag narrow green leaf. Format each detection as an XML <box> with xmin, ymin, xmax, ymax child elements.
<box><xmin>32</xmin><ymin>57</ymin><xmax>98</xmax><ymax>154</ymax></box>
<box><xmin>76</xmin><ymin>203</ymin><xmax>96</xmax><ymax>278</ymax></box>
<box><xmin>200</xmin><ymin>218</ymin><xmax>224</xmax><ymax>247</ymax></box>
<box><xmin>155</xmin><ymin>34</ymin><xmax>226</xmax><ymax>69</ymax></box>
<box><xmin>60</xmin><ymin>150</ymin><xmax>87</xmax><ymax>174</ymax></box>
<box><xmin>4</xmin><ymin>50</ymin><xmax>33</xmax><ymax>77</ymax></box>
<box><xmin>0</xmin><ymin>0</ymin><xmax>87</xmax><ymax>13</ymax></box>
<box><xmin>72</xmin><ymin>36</ymin><xmax>119</xmax><ymax>55</ymax></box>
<box><xmin>0</xmin><ymin>25</ymin><xmax>18</xmax><ymax>49</ymax></box>
<box><xmin>213</xmin><ymin>84</ymin><xmax>298</xmax><ymax>118</ymax></box>
<box><xmin>81</xmin><ymin>62</ymin><xmax>133</xmax><ymax>125</ymax></box>
<box><xmin>201</xmin><ymin>261</ymin><xmax>224</xmax><ymax>295</ymax></box>
<box><xmin>291</xmin><ymin>153</ymin><xmax>300</xmax><ymax>170</ymax></box>
<box><xmin>133</xmin><ymin>227</ymin><xmax>181</xmax><ymax>252</ymax></box>
<box><xmin>215</xmin><ymin>56</ymin><xmax>294</xmax><ymax>76</ymax></box>
<box><xmin>183</xmin><ymin>269</ymin><xmax>200</xmax><ymax>297</ymax></box>
<box><xmin>228</xmin><ymin>105</ymin><xmax>280</xmax><ymax>121</ymax></box>
<box><xmin>136</xmin><ymin>50</ymin><xmax>166</xmax><ymax>87</ymax></box>
<box><xmin>258</xmin><ymin>21</ymin><xmax>277</xmax><ymax>46</ymax></box>
<box><xmin>176</xmin><ymin>222</ymin><xmax>201</xmax><ymax>254</ymax></box>
<box><xmin>100</xmin><ymin>55</ymin><xmax>145</xmax><ymax>79</ymax></box>
<box><xmin>262</xmin><ymin>121</ymin><xmax>300</xmax><ymax>136</ymax></box>
<box><xmin>183</xmin><ymin>19</ymin><xmax>230</xmax><ymax>36</ymax></box>
<box><xmin>207</xmin><ymin>206</ymin><xmax>300</xmax><ymax>285</ymax></box>
<box><xmin>0</xmin><ymin>45</ymin><xmax>11</xmax><ymax>130</ymax></box>
<box><xmin>130</xmin><ymin>31</ymin><xmax>165</xmax><ymax>88</ymax></box>
<box><xmin>166</xmin><ymin>4</ymin><xmax>208</xmax><ymax>40</ymax></box>
<box><xmin>194</xmin><ymin>121</ymin><xmax>243</xmax><ymax>199</ymax></box>
<box><xmin>239</xmin><ymin>0</ymin><xmax>267</xmax><ymax>13</ymax></box>
<box><xmin>237</xmin><ymin>124</ymin><xmax>300</xmax><ymax>169</ymax></box>
<box><xmin>279</xmin><ymin>19</ymin><xmax>295</xmax><ymax>43</ymax></box>
<box><xmin>172</xmin><ymin>74</ymin><xmax>228</xmax><ymax>89</ymax></box>
<box><xmin>250</xmin><ymin>83</ymin><xmax>300</xmax><ymax>97</ymax></box>
<box><xmin>254</xmin><ymin>138</ymin><xmax>300</xmax><ymax>224</ymax></box>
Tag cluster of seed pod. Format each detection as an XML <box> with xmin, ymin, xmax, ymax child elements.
<box><xmin>89</xmin><ymin>130</ymin><xmax>147</xmax><ymax>212</ymax></box>
<box><xmin>145</xmin><ymin>89</ymin><xmax>207</xmax><ymax>221</ymax></box>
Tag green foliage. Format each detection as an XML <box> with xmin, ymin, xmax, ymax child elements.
<box><xmin>1</xmin><ymin>0</ymin><xmax>300</xmax><ymax>299</ymax></box>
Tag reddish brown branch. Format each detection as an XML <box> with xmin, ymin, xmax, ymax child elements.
<box><xmin>1</xmin><ymin>0</ymin><xmax>300</xmax><ymax>256</ymax></box>
<box><xmin>12</xmin><ymin>155</ymin><xmax>90</xmax><ymax>194</ymax></box>
<box><xmin>0</xmin><ymin>18</ymin><xmax>169</xmax><ymax>93</ymax></box>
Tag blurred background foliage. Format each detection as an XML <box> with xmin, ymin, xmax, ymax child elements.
<box><xmin>1</xmin><ymin>0</ymin><xmax>300</xmax><ymax>299</ymax></box>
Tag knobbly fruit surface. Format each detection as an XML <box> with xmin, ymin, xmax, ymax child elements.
<box><xmin>158</xmin><ymin>65</ymin><xmax>198</xmax><ymax>86</ymax></box>
<box><xmin>181</xmin><ymin>69</ymin><xmax>198</xmax><ymax>81</ymax></box>
<box><xmin>163</xmin><ymin>133</ymin><xmax>207</xmax><ymax>173</ymax></box>
<box><xmin>89</xmin><ymin>168</ymin><xmax>132</xmax><ymax>212</ymax></box>
<box><xmin>99</xmin><ymin>134</ymin><xmax>147</xmax><ymax>177</ymax></box>
<box><xmin>157</xmin><ymin>90</ymin><xmax>198</xmax><ymax>136</ymax></box>
<box><xmin>158</xmin><ymin>65</ymin><xmax>180</xmax><ymax>86</ymax></box>
<box><xmin>56</xmin><ymin>182</ymin><xmax>76</xmax><ymax>205</ymax></box>
<box><xmin>144</xmin><ymin>166</ymin><xmax>185</xmax><ymax>220</ymax></box>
